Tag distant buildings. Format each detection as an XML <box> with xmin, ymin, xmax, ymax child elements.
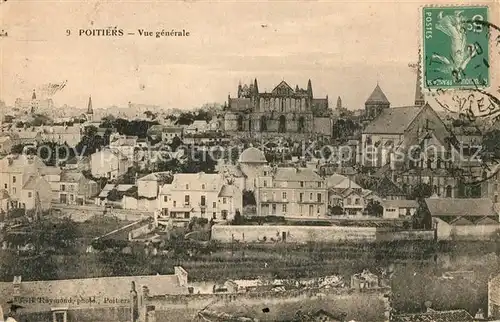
<box><xmin>14</xmin><ymin>89</ymin><xmax>54</xmax><ymax>114</ymax></box>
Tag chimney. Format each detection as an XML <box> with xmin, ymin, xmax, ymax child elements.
<box><xmin>13</xmin><ymin>276</ymin><xmax>22</xmax><ymax>296</ymax></box>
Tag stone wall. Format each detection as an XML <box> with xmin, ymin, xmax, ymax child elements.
<box><xmin>146</xmin><ymin>287</ymin><xmax>389</xmax><ymax>322</ymax></box>
<box><xmin>211</xmin><ymin>225</ymin><xmax>434</xmax><ymax>243</ymax></box>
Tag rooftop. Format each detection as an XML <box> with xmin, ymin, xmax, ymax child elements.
<box><xmin>425</xmin><ymin>197</ymin><xmax>497</xmax><ymax>218</ymax></box>
<box><xmin>363</xmin><ymin>106</ymin><xmax>424</xmax><ymax>134</ymax></box>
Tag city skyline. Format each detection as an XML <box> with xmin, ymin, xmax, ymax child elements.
<box><xmin>0</xmin><ymin>0</ymin><xmax>489</xmax><ymax>111</ymax></box>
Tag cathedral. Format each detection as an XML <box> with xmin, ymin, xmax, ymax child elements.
<box><xmin>224</xmin><ymin>79</ymin><xmax>332</xmax><ymax>137</ymax></box>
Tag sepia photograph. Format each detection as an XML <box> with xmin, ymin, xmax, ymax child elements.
<box><xmin>0</xmin><ymin>0</ymin><xmax>500</xmax><ymax>321</ymax></box>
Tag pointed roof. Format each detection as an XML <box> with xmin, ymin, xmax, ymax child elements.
<box><xmin>415</xmin><ymin>69</ymin><xmax>425</xmax><ymax>107</ymax></box>
<box><xmin>307</xmin><ymin>79</ymin><xmax>313</xmax><ymax>96</ymax></box>
<box><xmin>336</xmin><ymin>96</ymin><xmax>342</xmax><ymax>108</ymax></box>
<box><xmin>87</xmin><ymin>96</ymin><xmax>93</xmax><ymax>114</ymax></box>
<box><xmin>271</xmin><ymin>81</ymin><xmax>294</xmax><ymax>95</ymax></box>
<box><xmin>32</xmin><ymin>89</ymin><xmax>36</xmax><ymax>100</ymax></box>
<box><xmin>365</xmin><ymin>84</ymin><xmax>389</xmax><ymax>105</ymax></box>
<box><xmin>253</xmin><ymin>78</ymin><xmax>259</xmax><ymax>94</ymax></box>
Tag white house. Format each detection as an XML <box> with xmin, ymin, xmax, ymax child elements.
<box><xmin>158</xmin><ymin>172</ymin><xmax>242</xmax><ymax>221</ymax></box>
<box><xmin>381</xmin><ymin>199</ymin><xmax>418</xmax><ymax>219</ymax></box>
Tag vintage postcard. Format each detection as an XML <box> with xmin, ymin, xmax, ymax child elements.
<box><xmin>0</xmin><ymin>1</ymin><xmax>500</xmax><ymax>322</ymax></box>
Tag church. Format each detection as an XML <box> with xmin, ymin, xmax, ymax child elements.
<box><xmin>223</xmin><ymin>79</ymin><xmax>333</xmax><ymax>138</ymax></box>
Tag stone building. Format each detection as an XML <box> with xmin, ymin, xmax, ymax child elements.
<box><xmin>224</xmin><ymin>79</ymin><xmax>332</xmax><ymax>138</ymax></box>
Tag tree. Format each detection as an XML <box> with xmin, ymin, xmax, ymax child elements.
<box><xmin>169</xmin><ymin>135</ymin><xmax>183</xmax><ymax>151</ymax></box>
<box><xmin>365</xmin><ymin>200</ymin><xmax>383</xmax><ymax>217</ymax></box>
<box><xmin>329</xmin><ymin>205</ymin><xmax>344</xmax><ymax>216</ymax></box>
<box><xmin>242</xmin><ymin>190</ymin><xmax>256</xmax><ymax>206</ymax></box>
<box><xmin>76</xmin><ymin>125</ymin><xmax>105</xmax><ymax>156</ymax></box>
<box><xmin>412</xmin><ymin>202</ymin><xmax>432</xmax><ymax>229</ymax></box>
<box><xmin>408</xmin><ymin>183</ymin><xmax>433</xmax><ymax>200</ymax></box>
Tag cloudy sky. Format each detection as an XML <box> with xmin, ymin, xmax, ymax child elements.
<box><xmin>0</xmin><ymin>0</ymin><xmax>495</xmax><ymax>110</ymax></box>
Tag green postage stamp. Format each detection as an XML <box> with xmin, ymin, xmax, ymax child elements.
<box><xmin>422</xmin><ymin>6</ymin><xmax>489</xmax><ymax>89</ymax></box>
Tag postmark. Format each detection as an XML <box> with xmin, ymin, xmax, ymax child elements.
<box><xmin>422</xmin><ymin>6</ymin><xmax>489</xmax><ymax>89</ymax></box>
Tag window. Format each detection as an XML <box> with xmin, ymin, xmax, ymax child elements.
<box><xmin>317</xmin><ymin>206</ymin><xmax>320</xmax><ymax>214</ymax></box>
<box><xmin>309</xmin><ymin>193</ymin><xmax>313</xmax><ymax>200</ymax></box>
<box><xmin>317</xmin><ymin>193</ymin><xmax>322</xmax><ymax>202</ymax></box>
<box><xmin>263</xmin><ymin>192</ymin><xmax>268</xmax><ymax>201</ymax></box>
<box><xmin>3</xmin><ymin>184</ymin><xmax>6</xmax><ymax>189</ymax></box>
<box><xmin>495</xmin><ymin>195</ymin><xmax>498</xmax><ymax>203</ymax></box>
<box><xmin>354</xmin><ymin>198</ymin><xmax>360</xmax><ymax>205</ymax></box>
<box><xmin>61</xmin><ymin>184</ymin><xmax>66</xmax><ymax>191</ymax></box>
<box><xmin>164</xmin><ymin>196</ymin><xmax>168</xmax><ymax>202</ymax></box>
<box><xmin>201</xmin><ymin>196</ymin><xmax>206</xmax><ymax>206</ymax></box>
<box><xmin>263</xmin><ymin>171</ymin><xmax>268</xmax><ymax>176</ymax></box>
<box><xmin>184</xmin><ymin>212</ymin><xmax>190</xmax><ymax>219</ymax></box>
<box><xmin>184</xmin><ymin>195</ymin><xmax>190</xmax><ymax>205</ymax></box>
<box><xmin>12</xmin><ymin>176</ymin><xmax>16</xmax><ymax>183</ymax></box>
<box><xmin>300</xmin><ymin>181</ymin><xmax>304</xmax><ymax>187</ymax></box>
<box><xmin>282</xmin><ymin>204</ymin><xmax>287</xmax><ymax>213</ymax></box>
<box><xmin>53</xmin><ymin>311</ymin><xmax>67</xmax><ymax>322</ymax></box>
<box><xmin>272</xmin><ymin>204</ymin><xmax>277</xmax><ymax>214</ymax></box>
<box><xmin>12</xmin><ymin>187</ymin><xmax>16</xmax><ymax>194</ymax></box>
<box><xmin>317</xmin><ymin>182</ymin><xmax>321</xmax><ymax>188</ymax></box>
<box><xmin>346</xmin><ymin>198</ymin><xmax>351</xmax><ymax>205</ymax></box>
<box><xmin>173</xmin><ymin>200</ymin><xmax>177</xmax><ymax>207</ymax></box>
<box><xmin>263</xmin><ymin>180</ymin><xmax>267</xmax><ymax>187</ymax></box>
<box><xmin>223</xmin><ymin>198</ymin><xmax>227</xmax><ymax>204</ymax></box>
<box><xmin>28</xmin><ymin>192</ymin><xmax>32</xmax><ymax>198</ymax></box>
<box><xmin>202</xmin><ymin>184</ymin><xmax>206</xmax><ymax>189</ymax></box>
<box><xmin>299</xmin><ymin>193</ymin><xmax>303</xmax><ymax>202</ymax></box>
<box><xmin>185</xmin><ymin>184</ymin><xmax>189</xmax><ymax>189</ymax></box>
<box><xmin>70</xmin><ymin>194</ymin><xmax>74</xmax><ymax>201</ymax></box>
<box><xmin>212</xmin><ymin>212</ymin><xmax>217</xmax><ymax>219</ymax></box>
<box><xmin>213</xmin><ymin>201</ymin><xmax>216</xmax><ymax>208</ymax></box>
<box><xmin>282</xmin><ymin>192</ymin><xmax>287</xmax><ymax>200</ymax></box>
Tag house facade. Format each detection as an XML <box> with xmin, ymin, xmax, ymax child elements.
<box><xmin>0</xmin><ymin>154</ymin><xmax>60</xmax><ymax>208</ymax></box>
<box><xmin>255</xmin><ymin>167</ymin><xmax>327</xmax><ymax>218</ymax></box>
<box><xmin>381</xmin><ymin>199</ymin><xmax>418</xmax><ymax>219</ymax></box>
<box><xmin>159</xmin><ymin>172</ymin><xmax>242</xmax><ymax>221</ymax></box>
<box><xmin>90</xmin><ymin>148</ymin><xmax>132</xmax><ymax>180</ymax></box>
<box><xmin>58</xmin><ymin>171</ymin><xmax>99</xmax><ymax>205</ymax></box>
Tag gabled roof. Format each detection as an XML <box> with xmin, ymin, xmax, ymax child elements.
<box><xmin>171</xmin><ymin>172</ymin><xmax>223</xmax><ymax>191</ymax></box>
<box><xmin>22</xmin><ymin>175</ymin><xmax>50</xmax><ymax>190</ymax></box>
<box><xmin>382</xmin><ymin>199</ymin><xmax>418</xmax><ymax>209</ymax></box>
<box><xmin>364</xmin><ymin>106</ymin><xmax>423</xmax><ymax>134</ymax></box>
<box><xmin>326</xmin><ymin>174</ymin><xmax>361</xmax><ymax>190</ymax></box>
<box><xmin>273</xmin><ymin>167</ymin><xmax>323</xmax><ymax>182</ymax></box>
<box><xmin>370</xmin><ymin>176</ymin><xmax>405</xmax><ymax>197</ymax></box>
<box><xmin>60</xmin><ymin>171</ymin><xmax>84</xmax><ymax>183</ymax></box>
<box><xmin>365</xmin><ymin>84</ymin><xmax>390</xmax><ymax>105</ymax></box>
<box><xmin>272</xmin><ymin>81</ymin><xmax>294</xmax><ymax>95</ymax></box>
<box><xmin>219</xmin><ymin>184</ymin><xmax>240</xmax><ymax>197</ymax></box>
<box><xmin>425</xmin><ymin>198</ymin><xmax>497</xmax><ymax>218</ymax></box>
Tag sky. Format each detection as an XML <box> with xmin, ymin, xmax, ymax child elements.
<box><xmin>0</xmin><ymin>0</ymin><xmax>497</xmax><ymax>111</ymax></box>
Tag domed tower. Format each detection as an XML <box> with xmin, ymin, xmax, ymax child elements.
<box><xmin>365</xmin><ymin>84</ymin><xmax>390</xmax><ymax>120</ymax></box>
<box><xmin>238</xmin><ymin>146</ymin><xmax>268</xmax><ymax>191</ymax></box>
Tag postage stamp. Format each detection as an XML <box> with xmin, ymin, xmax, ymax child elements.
<box><xmin>422</xmin><ymin>6</ymin><xmax>489</xmax><ymax>89</ymax></box>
